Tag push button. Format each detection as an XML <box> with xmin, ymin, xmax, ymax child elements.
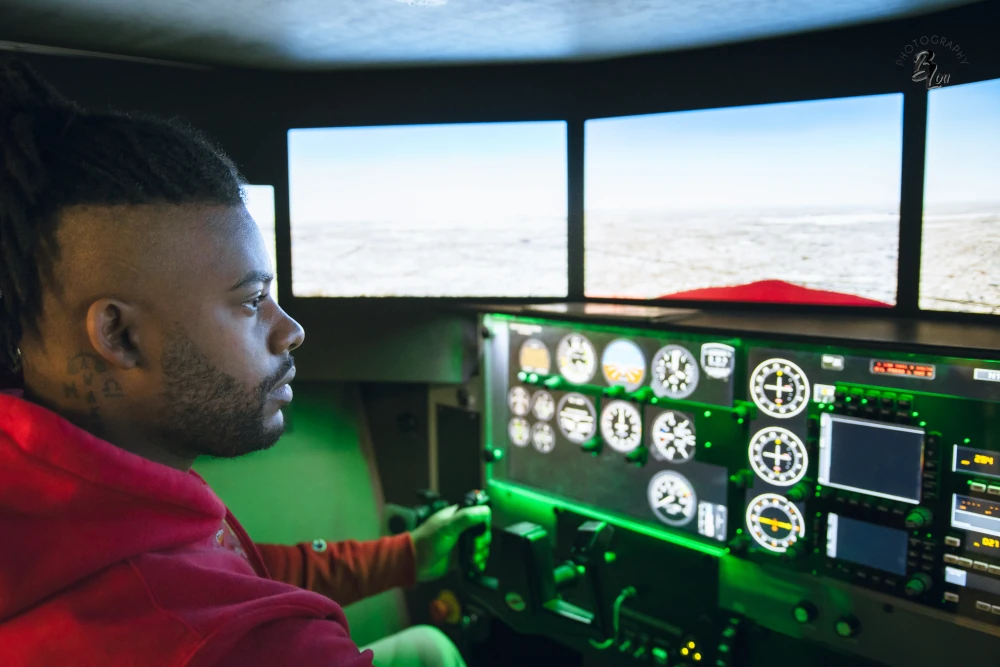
<box><xmin>944</xmin><ymin>536</ymin><xmax>961</xmax><ymax>548</ymax></box>
<box><xmin>976</xmin><ymin>601</ymin><xmax>992</xmax><ymax>612</ymax></box>
<box><xmin>944</xmin><ymin>554</ymin><xmax>961</xmax><ymax>565</ymax></box>
<box><xmin>988</xmin><ymin>565</ymin><xmax>1000</xmax><ymax>577</ymax></box>
<box><xmin>944</xmin><ymin>592</ymin><xmax>960</xmax><ymax>603</ymax></box>
<box><xmin>988</xmin><ymin>486</ymin><xmax>1000</xmax><ymax>496</ymax></box>
<box><xmin>971</xmin><ymin>482</ymin><xmax>987</xmax><ymax>493</ymax></box>
<box><xmin>974</xmin><ymin>561</ymin><xmax>990</xmax><ymax>572</ymax></box>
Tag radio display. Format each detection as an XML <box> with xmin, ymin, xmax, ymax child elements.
<box><xmin>951</xmin><ymin>495</ymin><xmax>1000</xmax><ymax>538</ymax></box>
<box><xmin>968</xmin><ymin>532</ymin><xmax>1000</xmax><ymax>556</ymax></box>
<box><xmin>819</xmin><ymin>413</ymin><xmax>924</xmax><ymax>504</ymax></box>
<box><xmin>826</xmin><ymin>513</ymin><xmax>908</xmax><ymax>575</ymax></box>
<box><xmin>953</xmin><ymin>445</ymin><xmax>1000</xmax><ymax>480</ymax></box>
<box><xmin>870</xmin><ymin>359</ymin><xmax>936</xmax><ymax>379</ymax></box>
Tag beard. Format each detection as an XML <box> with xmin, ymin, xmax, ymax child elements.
<box><xmin>158</xmin><ymin>329</ymin><xmax>292</xmax><ymax>459</ymax></box>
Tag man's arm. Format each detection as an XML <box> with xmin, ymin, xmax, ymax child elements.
<box><xmin>257</xmin><ymin>533</ymin><xmax>416</xmax><ymax>606</ymax></box>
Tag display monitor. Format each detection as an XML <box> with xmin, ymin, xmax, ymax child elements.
<box><xmin>921</xmin><ymin>77</ymin><xmax>1000</xmax><ymax>315</ymax></box>
<box><xmin>584</xmin><ymin>95</ymin><xmax>903</xmax><ymax>306</ymax></box>
<box><xmin>243</xmin><ymin>184</ymin><xmax>278</xmax><ymax>300</ymax></box>
<box><xmin>826</xmin><ymin>514</ymin><xmax>908</xmax><ymax>576</ymax></box>
<box><xmin>818</xmin><ymin>413</ymin><xmax>924</xmax><ymax>504</ymax></box>
<box><xmin>288</xmin><ymin>122</ymin><xmax>567</xmax><ymax>297</ymax></box>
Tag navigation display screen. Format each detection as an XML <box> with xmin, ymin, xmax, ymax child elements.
<box><xmin>819</xmin><ymin>414</ymin><xmax>924</xmax><ymax>504</ymax></box>
<box><xmin>826</xmin><ymin>513</ymin><xmax>908</xmax><ymax>575</ymax></box>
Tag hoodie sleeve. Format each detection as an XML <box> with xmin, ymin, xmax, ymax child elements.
<box><xmin>256</xmin><ymin>533</ymin><xmax>417</xmax><ymax>606</ymax></box>
<box><xmin>206</xmin><ymin>617</ymin><xmax>377</xmax><ymax>667</ymax></box>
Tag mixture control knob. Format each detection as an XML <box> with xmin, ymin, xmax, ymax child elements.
<box><xmin>729</xmin><ymin>469</ymin><xmax>754</xmax><ymax>488</ymax></box>
<box><xmin>904</xmin><ymin>507</ymin><xmax>933</xmax><ymax>529</ymax></box>
<box><xmin>792</xmin><ymin>601</ymin><xmax>818</xmax><ymax>624</ymax></box>
<box><xmin>834</xmin><ymin>615</ymin><xmax>861</xmax><ymax>638</ymax></box>
<box><xmin>905</xmin><ymin>572</ymin><xmax>933</xmax><ymax>597</ymax></box>
<box><xmin>632</xmin><ymin>387</ymin><xmax>655</xmax><ymax>402</ymax></box>
<box><xmin>603</xmin><ymin>386</ymin><xmax>626</xmax><ymax>398</ymax></box>
<box><xmin>581</xmin><ymin>438</ymin><xmax>602</xmax><ymax>455</ymax></box>
<box><xmin>786</xmin><ymin>483</ymin><xmax>813</xmax><ymax>502</ymax></box>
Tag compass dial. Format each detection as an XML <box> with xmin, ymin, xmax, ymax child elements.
<box><xmin>749</xmin><ymin>427</ymin><xmax>808</xmax><ymax>486</ymax></box>
<box><xmin>600</xmin><ymin>400</ymin><xmax>643</xmax><ymax>453</ymax></box>
<box><xmin>650</xmin><ymin>410</ymin><xmax>697</xmax><ymax>463</ymax></box>
<box><xmin>647</xmin><ymin>471</ymin><xmax>697</xmax><ymax>527</ymax></box>
<box><xmin>749</xmin><ymin>358</ymin><xmax>810</xmax><ymax>419</ymax></box>
<box><xmin>601</xmin><ymin>339</ymin><xmax>646</xmax><ymax>392</ymax></box>
<box><xmin>651</xmin><ymin>345</ymin><xmax>700</xmax><ymax>400</ymax></box>
<box><xmin>508</xmin><ymin>386</ymin><xmax>531</xmax><ymax>417</ymax></box>
<box><xmin>532</xmin><ymin>422</ymin><xmax>556</xmax><ymax>453</ymax></box>
<box><xmin>531</xmin><ymin>390</ymin><xmax>555</xmax><ymax>421</ymax></box>
<box><xmin>557</xmin><ymin>393</ymin><xmax>597</xmax><ymax>444</ymax></box>
<box><xmin>746</xmin><ymin>493</ymin><xmax>806</xmax><ymax>553</ymax></box>
<box><xmin>557</xmin><ymin>334</ymin><xmax>597</xmax><ymax>385</ymax></box>
<box><xmin>519</xmin><ymin>338</ymin><xmax>551</xmax><ymax>375</ymax></box>
<box><xmin>508</xmin><ymin>418</ymin><xmax>531</xmax><ymax>447</ymax></box>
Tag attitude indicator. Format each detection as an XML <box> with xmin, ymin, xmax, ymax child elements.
<box><xmin>750</xmin><ymin>358</ymin><xmax>810</xmax><ymax>419</ymax></box>
<box><xmin>746</xmin><ymin>493</ymin><xmax>806</xmax><ymax>553</ymax></box>
<box><xmin>601</xmin><ymin>339</ymin><xmax>646</xmax><ymax>392</ymax></box>
<box><xmin>557</xmin><ymin>333</ymin><xmax>597</xmax><ymax>385</ymax></box>
<box><xmin>749</xmin><ymin>427</ymin><xmax>808</xmax><ymax>486</ymax></box>
<box><xmin>651</xmin><ymin>345</ymin><xmax>700</xmax><ymax>400</ymax></box>
<box><xmin>647</xmin><ymin>471</ymin><xmax>698</xmax><ymax>527</ymax></box>
<box><xmin>600</xmin><ymin>400</ymin><xmax>643</xmax><ymax>453</ymax></box>
<box><xmin>557</xmin><ymin>393</ymin><xmax>597</xmax><ymax>444</ymax></box>
<box><xmin>650</xmin><ymin>410</ymin><xmax>697</xmax><ymax>463</ymax></box>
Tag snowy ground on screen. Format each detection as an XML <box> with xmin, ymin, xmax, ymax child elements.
<box><xmin>291</xmin><ymin>217</ymin><xmax>567</xmax><ymax>297</ymax></box>
<box><xmin>585</xmin><ymin>206</ymin><xmax>902</xmax><ymax>304</ymax></box>
<box><xmin>919</xmin><ymin>203</ymin><xmax>1000</xmax><ymax>315</ymax></box>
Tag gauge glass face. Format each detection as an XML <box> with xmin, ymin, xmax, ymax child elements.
<box><xmin>531</xmin><ymin>422</ymin><xmax>556</xmax><ymax>453</ymax></box>
<box><xmin>600</xmin><ymin>400</ymin><xmax>643</xmax><ymax>453</ymax></box>
<box><xmin>748</xmin><ymin>427</ymin><xmax>808</xmax><ymax>486</ymax></box>
<box><xmin>508</xmin><ymin>417</ymin><xmax>531</xmax><ymax>447</ymax></box>
<box><xmin>531</xmin><ymin>391</ymin><xmax>555</xmax><ymax>421</ymax></box>
<box><xmin>557</xmin><ymin>393</ymin><xmax>597</xmax><ymax>444</ymax></box>
<box><xmin>508</xmin><ymin>386</ymin><xmax>531</xmax><ymax>417</ymax></box>
<box><xmin>650</xmin><ymin>410</ymin><xmax>697</xmax><ymax>463</ymax></box>
<box><xmin>746</xmin><ymin>493</ymin><xmax>806</xmax><ymax>553</ymax></box>
<box><xmin>557</xmin><ymin>334</ymin><xmax>597</xmax><ymax>385</ymax></box>
<box><xmin>519</xmin><ymin>338</ymin><xmax>551</xmax><ymax>375</ymax></box>
<box><xmin>651</xmin><ymin>345</ymin><xmax>700</xmax><ymax>399</ymax></box>
<box><xmin>749</xmin><ymin>358</ymin><xmax>810</xmax><ymax>418</ymax></box>
<box><xmin>601</xmin><ymin>339</ymin><xmax>646</xmax><ymax>392</ymax></box>
<box><xmin>647</xmin><ymin>471</ymin><xmax>698</xmax><ymax>526</ymax></box>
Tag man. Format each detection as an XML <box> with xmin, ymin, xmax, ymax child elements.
<box><xmin>0</xmin><ymin>60</ymin><xmax>489</xmax><ymax>666</ymax></box>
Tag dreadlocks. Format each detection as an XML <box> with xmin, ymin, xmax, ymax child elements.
<box><xmin>0</xmin><ymin>59</ymin><xmax>245</xmax><ymax>373</ymax></box>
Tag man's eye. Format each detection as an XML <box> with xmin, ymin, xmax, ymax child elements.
<box><xmin>245</xmin><ymin>293</ymin><xmax>267</xmax><ymax>310</ymax></box>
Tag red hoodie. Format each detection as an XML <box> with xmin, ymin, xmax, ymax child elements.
<box><xmin>0</xmin><ymin>392</ymin><xmax>417</xmax><ymax>666</ymax></box>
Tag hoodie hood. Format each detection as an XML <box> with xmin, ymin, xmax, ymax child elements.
<box><xmin>0</xmin><ymin>391</ymin><xmax>225</xmax><ymax>621</ymax></box>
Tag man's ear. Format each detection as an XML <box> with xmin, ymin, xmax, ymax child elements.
<box><xmin>85</xmin><ymin>299</ymin><xmax>143</xmax><ymax>370</ymax></box>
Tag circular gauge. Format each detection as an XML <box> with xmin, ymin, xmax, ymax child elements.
<box><xmin>601</xmin><ymin>339</ymin><xmax>646</xmax><ymax>392</ymax></box>
<box><xmin>647</xmin><ymin>471</ymin><xmax>698</xmax><ymax>527</ymax></box>
<box><xmin>650</xmin><ymin>410</ymin><xmax>697</xmax><ymax>463</ymax></box>
<box><xmin>519</xmin><ymin>338</ymin><xmax>551</xmax><ymax>375</ymax></box>
<box><xmin>557</xmin><ymin>393</ymin><xmax>597</xmax><ymax>444</ymax></box>
<box><xmin>748</xmin><ymin>427</ymin><xmax>808</xmax><ymax>487</ymax></box>
<box><xmin>532</xmin><ymin>422</ymin><xmax>556</xmax><ymax>453</ymax></box>
<box><xmin>600</xmin><ymin>400</ymin><xmax>643</xmax><ymax>453</ymax></box>
<box><xmin>749</xmin><ymin>358</ymin><xmax>810</xmax><ymax>419</ymax></box>
<box><xmin>508</xmin><ymin>386</ymin><xmax>531</xmax><ymax>416</ymax></box>
<box><xmin>508</xmin><ymin>417</ymin><xmax>531</xmax><ymax>447</ymax></box>
<box><xmin>557</xmin><ymin>333</ymin><xmax>597</xmax><ymax>385</ymax></box>
<box><xmin>531</xmin><ymin>390</ymin><xmax>555</xmax><ymax>421</ymax></box>
<box><xmin>651</xmin><ymin>345</ymin><xmax>700</xmax><ymax>400</ymax></box>
<box><xmin>746</xmin><ymin>493</ymin><xmax>806</xmax><ymax>553</ymax></box>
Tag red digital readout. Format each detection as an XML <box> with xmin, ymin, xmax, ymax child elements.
<box><xmin>870</xmin><ymin>360</ymin><xmax>936</xmax><ymax>379</ymax></box>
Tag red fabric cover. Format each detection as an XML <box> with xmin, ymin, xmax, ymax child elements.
<box><xmin>0</xmin><ymin>391</ymin><xmax>415</xmax><ymax>666</ymax></box>
<box><xmin>658</xmin><ymin>279</ymin><xmax>892</xmax><ymax>307</ymax></box>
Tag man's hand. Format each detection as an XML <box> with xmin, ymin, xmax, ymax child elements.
<box><xmin>410</xmin><ymin>504</ymin><xmax>491</xmax><ymax>583</ymax></box>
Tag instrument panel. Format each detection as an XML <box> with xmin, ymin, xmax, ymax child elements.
<box><xmin>481</xmin><ymin>312</ymin><xmax>1000</xmax><ymax>663</ymax></box>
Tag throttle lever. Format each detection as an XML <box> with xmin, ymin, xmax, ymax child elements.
<box><xmin>459</xmin><ymin>489</ymin><xmax>491</xmax><ymax>576</ymax></box>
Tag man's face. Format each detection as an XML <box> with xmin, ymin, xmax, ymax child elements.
<box><xmin>44</xmin><ymin>203</ymin><xmax>304</xmax><ymax>461</ymax></box>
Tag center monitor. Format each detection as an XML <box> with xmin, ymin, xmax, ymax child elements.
<box><xmin>584</xmin><ymin>94</ymin><xmax>903</xmax><ymax>306</ymax></box>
